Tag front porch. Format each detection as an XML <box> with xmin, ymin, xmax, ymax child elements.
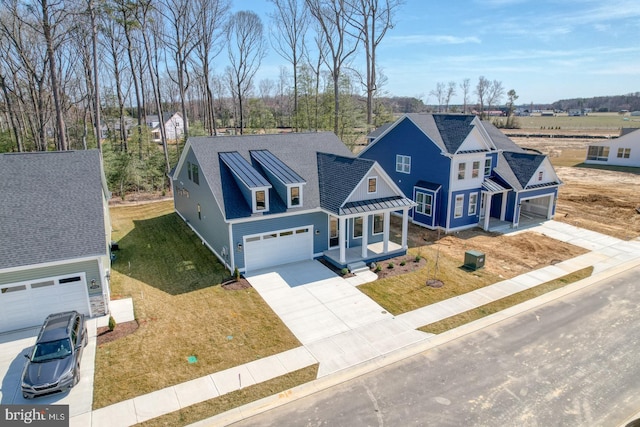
<box><xmin>484</xmin><ymin>213</ymin><xmax>547</xmax><ymax>233</ymax></box>
<box><xmin>322</xmin><ymin>241</ymin><xmax>405</xmax><ymax>270</ymax></box>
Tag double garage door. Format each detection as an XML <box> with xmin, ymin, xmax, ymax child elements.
<box><xmin>0</xmin><ymin>273</ymin><xmax>91</xmax><ymax>334</ymax></box>
<box><xmin>243</xmin><ymin>226</ymin><xmax>313</xmax><ymax>273</ymax></box>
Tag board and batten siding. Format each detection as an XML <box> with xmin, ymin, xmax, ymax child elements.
<box><xmin>346</xmin><ymin>165</ymin><xmax>398</xmax><ymax>203</ymax></box>
<box><xmin>232</xmin><ymin>211</ymin><xmax>328</xmax><ymax>270</ymax></box>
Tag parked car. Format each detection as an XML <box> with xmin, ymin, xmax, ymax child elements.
<box><xmin>21</xmin><ymin>311</ymin><xmax>88</xmax><ymax>399</ymax></box>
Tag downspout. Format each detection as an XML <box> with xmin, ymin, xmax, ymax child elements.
<box><xmin>228</xmin><ymin>223</ymin><xmax>235</xmax><ymax>273</ymax></box>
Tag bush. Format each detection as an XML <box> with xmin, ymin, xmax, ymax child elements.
<box><xmin>233</xmin><ymin>266</ymin><xmax>241</xmax><ymax>280</ymax></box>
<box><xmin>375</xmin><ymin>264</ymin><xmax>382</xmax><ymax>272</ymax></box>
<box><xmin>387</xmin><ymin>262</ymin><xmax>394</xmax><ymax>269</ymax></box>
<box><xmin>400</xmin><ymin>260</ymin><xmax>406</xmax><ymax>266</ymax></box>
<box><xmin>108</xmin><ymin>315</ymin><xmax>117</xmax><ymax>332</ymax></box>
<box><xmin>414</xmin><ymin>254</ymin><xmax>422</xmax><ymax>263</ymax></box>
<box><xmin>341</xmin><ymin>267</ymin><xmax>349</xmax><ymax>276</ymax></box>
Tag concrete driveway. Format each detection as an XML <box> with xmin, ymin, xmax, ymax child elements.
<box><xmin>0</xmin><ymin>319</ymin><xmax>97</xmax><ymax>419</ymax></box>
<box><xmin>246</xmin><ymin>260</ymin><xmax>431</xmax><ymax>377</ymax></box>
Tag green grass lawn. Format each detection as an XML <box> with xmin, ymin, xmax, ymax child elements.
<box><xmin>93</xmin><ymin>201</ymin><xmax>302</xmax><ymax>409</ymax></box>
<box><xmin>514</xmin><ymin>113</ymin><xmax>640</xmax><ymax>131</ymax></box>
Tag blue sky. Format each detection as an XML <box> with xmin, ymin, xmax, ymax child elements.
<box><xmin>232</xmin><ymin>0</ymin><xmax>640</xmax><ymax>105</ymax></box>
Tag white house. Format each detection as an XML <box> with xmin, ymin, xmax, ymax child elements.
<box><xmin>585</xmin><ymin>128</ymin><xmax>640</xmax><ymax>167</ymax></box>
<box><xmin>146</xmin><ymin>111</ymin><xmax>185</xmax><ymax>142</ymax></box>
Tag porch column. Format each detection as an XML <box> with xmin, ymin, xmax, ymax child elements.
<box><xmin>339</xmin><ymin>216</ymin><xmax>346</xmax><ymax>264</ymax></box>
<box><xmin>547</xmin><ymin>194</ymin><xmax>555</xmax><ymax>219</ymax></box>
<box><xmin>361</xmin><ymin>215</ymin><xmax>369</xmax><ymax>258</ymax></box>
<box><xmin>383</xmin><ymin>211</ymin><xmax>390</xmax><ymax>253</ymax></box>
<box><xmin>500</xmin><ymin>192</ymin><xmax>508</xmax><ymax>221</ymax></box>
<box><xmin>401</xmin><ymin>208</ymin><xmax>409</xmax><ymax>250</ymax></box>
<box><xmin>483</xmin><ymin>193</ymin><xmax>492</xmax><ymax>231</ymax></box>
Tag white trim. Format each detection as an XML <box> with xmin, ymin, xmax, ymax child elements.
<box><xmin>395</xmin><ymin>154</ymin><xmax>411</xmax><ymax>174</ymax></box>
<box><xmin>0</xmin><ymin>255</ymin><xmax>107</xmax><ymax>275</ymax></box>
<box><xmin>367</xmin><ymin>176</ymin><xmax>378</xmax><ymax>194</ymax></box>
<box><xmin>228</xmin><ymin>207</ymin><xmax>324</xmax><ymax>224</ymax></box>
<box><xmin>454</xmin><ymin>194</ymin><xmax>464</xmax><ymax>218</ymax></box>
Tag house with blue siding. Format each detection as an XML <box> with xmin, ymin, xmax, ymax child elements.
<box><xmin>359</xmin><ymin>114</ymin><xmax>562</xmax><ymax>233</ymax></box>
<box><xmin>171</xmin><ymin>132</ymin><xmax>414</xmax><ymax>274</ymax></box>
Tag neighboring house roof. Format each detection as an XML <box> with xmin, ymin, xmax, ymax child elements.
<box><xmin>146</xmin><ymin>111</ymin><xmax>182</xmax><ymax>127</ymax></box>
<box><xmin>185</xmin><ymin>132</ymin><xmax>354</xmax><ymax>220</ymax></box>
<box><xmin>0</xmin><ymin>150</ymin><xmax>108</xmax><ymax>270</ymax></box>
<box><xmin>620</xmin><ymin>128</ymin><xmax>640</xmax><ymax>137</ymax></box>
<box><xmin>366</xmin><ymin>123</ymin><xmax>392</xmax><ymax>140</ymax></box>
<box><xmin>481</xmin><ymin>120</ymin><xmax>526</xmax><ymax>153</ymax></box>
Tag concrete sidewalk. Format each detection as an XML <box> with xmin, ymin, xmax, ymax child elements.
<box><xmin>71</xmin><ymin>221</ymin><xmax>640</xmax><ymax>426</ymax></box>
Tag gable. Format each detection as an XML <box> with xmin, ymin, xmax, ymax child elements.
<box><xmin>501</xmin><ymin>152</ymin><xmax>560</xmax><ymax>189</ymax></box>
<box><xmin>524</xmin><ymin>157</ymin><xmax>561</xmax><ymax>188</ymax></box>
<box><xmin>345</xmin><ymin>164</ymin><xmax>401</xmax><ymax>204</ymax></box>
<box><xmin>456</xmin><ymin>124</ymin><xmax>494</xmax><ymax>153</ymax></box>
<box><xmin>432</xmin><ymin>114</ymin><xmax>476</xmax><ymax>153</ymax></box>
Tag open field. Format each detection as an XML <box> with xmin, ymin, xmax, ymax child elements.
<box><xmin>508</xmin><ymin>112</ymin><xmax>640</xmax><ymax>133</ymax></box>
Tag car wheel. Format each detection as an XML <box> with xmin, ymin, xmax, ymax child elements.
<box><xmin>23</xmin><ymin>393</ymin><xmax>30</xmax><ymax>399</ymax></box>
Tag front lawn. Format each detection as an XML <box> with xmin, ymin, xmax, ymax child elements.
<box><xmin>93</xmin><ymin>201</ymin><xmax>301</xmax><ymax>409</ymax></box>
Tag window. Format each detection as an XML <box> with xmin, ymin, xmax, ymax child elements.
<box><xmin>373</xmin><ymin>214</ymin><xmax>384</xmax><ymax>234</ymax></box>
<box><xmin>59</xmin><ymin>276</ymin><xmax>81</xmax><ymax>284</ymax></box>
<box><xmin>290</xmin><ymin>186</ymin><xmax>300</xmax><ymax>206</ymax></box>
<box><xmin>280</xmin><ymin>230</ymin><xmax>293</xmax><ymax>237</ymax></box>
<box><xmin>1</xmin><ymin>285</ymin><xmax>26</xmax><ymax>293</ymax></box>
<box><xmin>468</xmin><ymin>193</ymin><xmax>478</xmax><ymax>215</ymax></box>
<box><xmin>538</xmin><ymin>171</ymin><xmax>544</xmax><ymax>181</ymax></box>
<box><xmin>484</xmin><ymin>158</ymin><xmax>492</xmax><ymax>176</ymax></box>
<box><xmin>187</xmin><ymin>161</ymin><xmax>192</xmax><ymax>180</ymax></box>
<box><xmin>192</xmin><ymin>164</ymin><xmax>199</xmax><ymax>185</ymax></box>
<box><xmin>587</xmin><ymin>146</ymin><xmax>609</xmax><ymax>161</ymax></box>
<box><xmin>416</xmin><ymin>192</ymin><xmax>432</xmax><ymax>216</ymax></box>
<box><xmin>368</xmin><ymin>177</ymin><xmax>377</xmax><ymax>193</ymax></box>
<box><xmin>255</xmin><ymin>190</ymin><xmax>266</xmax><ymax>211</ymax></box>
<box><xmin>472</xmin><ymin>161</ymin><xmax>480</xmax><ymax>178</ymax></box>
<box><xmin>454</xmin><ymin>194</ymin><xmax>464</xmax><ymax>218</ymax></box>
<box><xmin>31</xmin><ymin>281</ymin><xmax>55</xmax><ymax>289</ymax></box>
<box><xmin>617</xmin><ymin>148</ymin><xmax>631</xmax><ymax>158</ymax></box>
<box><xmin>396</xmin><ymin>155</ymin><xmax>411</xmax><ymax>173</ymax></box>
<box><xmin>353</xmin><ymin>217</ymin><xmax>363</xmax><ymax>238</ymax></box>
<box><xmin>458</xmin><ymin>163</ymin><xmax>466</xmax><ymax>180</ymax></box>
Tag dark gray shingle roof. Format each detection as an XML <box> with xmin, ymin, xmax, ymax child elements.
<box><xmin>500</xmin><ymin>152</ymin><xmax>547</xmax><ymax>189</ymax></box>
<box><xmin>481</xmin><ymin>120</ymin><xmax>526</xmax><ymax>152</ymax></box>
<box><xmin>0</xmin><ymin>150</ymin><xmax>108</xmax><ymax>270</ymax></box>
<box><xmin>317</xmin><ymin>153</ymin><xmax>375</xmax><ymax>214</ymax></box>
<box><xmin>432</xmin><ymin>114</ymin><xmax>476</xmax><ymax>153</ymax></box>
<box><xmin>187</xmin><ymin>133</ymin><xmax>354</xmax><ymax>219</ymax></box>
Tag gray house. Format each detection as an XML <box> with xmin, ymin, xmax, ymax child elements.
<box><xmin>0</xmin><ymin>150</ymin><xmax>112</xmax><ymax>333</ymax></box>
<box><xmin>172</xmin><ymin>132</ymin><xmax>414</xmax><ymax>274</ymax></box>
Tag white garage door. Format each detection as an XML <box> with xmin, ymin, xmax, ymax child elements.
<box><xmin>0</xmin><ymin>273</ymin><xmax>91</xmax><ymax>333</ymax></box>
<box><xmin>244</xmin><ymin>226</ymin><xmax>313</xmax><ymax>273</ymax></box>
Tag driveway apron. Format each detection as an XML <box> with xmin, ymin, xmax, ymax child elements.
<box><xmin>246</xmin><ymin>260</ymin><xmax>431</xmax><ymax>377</ymax></box>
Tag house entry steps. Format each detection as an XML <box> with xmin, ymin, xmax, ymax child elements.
<box><xmin>347</xmin><ymin>261</ymin><xmax>369</xmax><ymax>273</ymax></box>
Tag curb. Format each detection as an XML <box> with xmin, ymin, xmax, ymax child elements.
<box><xmin>189</xmin><ymin>256</ymin><xmax>640</xmax><ymax>427</ymax></box>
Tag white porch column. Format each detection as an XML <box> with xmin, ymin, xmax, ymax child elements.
<box><xmin>339</xmin><ymin>216</ymin><xmax>346</xmax><ymax>264</ymax></box>
<box><xmin>483</xmin><ymin>193</ymin><xmax>492</xmax><ymax>231</ymax></box>
<box><xmin>383</xmin><ymin>211</ymin><xmax>390</xmax><ymax>253</ymax></box>
<box><xmin>500</xmin><ymin>192</ymin><xmax>508</xmax><ymax>221</ymax></box>
<box><xmin>361</xmin><ymin>215</ymin><xmax>369</xmax><ymax>258</ymax></box>
<box><xmin>401</xmin><ymin>209</ymin><xmax>409</xmax><ymax>250</ymax></box>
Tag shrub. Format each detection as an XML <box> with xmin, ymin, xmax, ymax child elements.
<box><xmin>375</xmin><ymin>264</ymin><xmax>382</xmax><ymax>272</ymax></box>
<box><xmin>400</xmin><ymin>260</ymin><xmax>406</xmax><ymax>266</ymax></box>
<box><xmin>341</xmin><ymin>267</ymin><xmax>349</xmax><ymax>276</ymax></box>
<box><xmin>414</xmin><ymin>254</ymin><xmax>422</xmax><ymax>263</ymax></box>
<box><xmin>233</xmin><ymin>266</ymin><xmax>241</xmax><ymax>280</ymax></box>
<box><xmin>387</xmin><ymin>262</ymin><xmax>394</xmax><ymax>269</ymax></box>
<box><xmin>108</xmin><ymin>315</ymin><xmax>117</xmax><ymax>332</ymax></box>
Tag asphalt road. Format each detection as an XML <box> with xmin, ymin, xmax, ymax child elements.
<box><xmin>232</xmin><ymin>266</ymin><xmax>640</xmax><ymax>427</ymax></box>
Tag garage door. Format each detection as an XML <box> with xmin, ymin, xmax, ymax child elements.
<box><xmin>520</xmin><ymin>195</ymin><xmax>552</xmax><ymax>219</ymax></box>
<box><xmin>0</xmin><ymin>273</ymin><xmax>91</xmax><ymax>333</ymax></box>
<box><xmin>244</xmin><ymin>226</ymin><xmax>313</xmax><ymax>273</ymax></box>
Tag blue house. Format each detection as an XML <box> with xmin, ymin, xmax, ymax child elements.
<box><xmin>359</xmin><ymin>114</ymin><xmax>562</xmax><ymax>233</ymax></box>
<box><xmin>171</xmin><ymin>132</ymin><xmax>414</xmax><ymax>274</ymax></box>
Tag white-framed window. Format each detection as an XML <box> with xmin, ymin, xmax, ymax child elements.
<box><xmin>255</xmin><ymin>190</ymin><xmax>266</xmax><ymax>211</ymax></box>
<box><xmin>396</xmin><ymin>155</ymin><xmax>411</xmax><ymax>174</ymax></box>
<box><xmin>484</xmin><ymin>158</ymin><xmax>492</xmax><ymax>176</ymax></box>
<box><xmin>454</xmin><ymin>194</ymin><xmax>464</xmax><ymax>218</ymax></box>
<box><xmin>472</xmin><ymin>161</ymin><xmax>480</xmax><ymax>178</ymax></box>
<box><xmin>373</xmin><ymin>214</ymin><xmax>384</xmax><ymax>234</ymax></box>
<box><xmin>617</xmin><ymin>148</ymin><xmax>631</xmax><ymax>158</ymax></box>
<box><xmin>457</xmin><ymin>163</ymin><xmax>466</xmax><ymax>180</ymax></box>
<box><xmin>368</xmin><ymin>177</ymin><xmax>377</xmax><ymax>193</ymax></box>
<box><xmin>468</xmin><ymin>193</ymin><xmax>478</xmax><ymax>215</ymax></box>
<box><xmin>538</xmin><ymin>171</ymin><xmax>544</xmax><ymax>181</ymax></box>
<box><xmin>416</xmin><ymin>192</ymin><xmax>432</xmax><ymax>216</ymax></box>
<box><xmin>290</xmin><ymin>186</ymin><xmax>300</xmax><ymax>207</ymax></box>
<box><xmin>587</xmin><ymin>146</ymin><xmax>609</xmax><ymax>161</ymax></box>
<box><xmin>353</xmin><ymin>217</ymin><xmax>363</xmax><ymax>238</ymax></box>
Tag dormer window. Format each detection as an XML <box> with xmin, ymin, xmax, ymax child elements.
<box><xmin>255</xmin><ymin>190</ymin><xmax>266</xmax><ymax>211</ymax></box>
<box><xmin>290</xmin><ymin>186</ymin><xmax>300</xmax><ymax>207</ymax></box>
<box><xmin>368</xmin><ymin>177</ymin><xmax>377</xmax><ymax>193</ymax></box>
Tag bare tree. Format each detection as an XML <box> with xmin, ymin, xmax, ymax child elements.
<box><xmin>192</xmin><ymin>0</ymin><xmax>229</xmax><ymax>136</ymax></box>
<box><xmin>486</xmin><ymin>79</ymin><xmax>505</xmax><ymax>114</ymax></box>
<box><xmin>306</xmin><ymin>0</ymin><xmax>359</xmax><ymax>136</ymax></box>
<box><xmin>226</xmin><ymin>10</ymin><xmax>266</xmax><ymax>135</ymax></box>
<box><xmin>475</xmin><ymin>75</ymin><xmax>490</xmax><ymax>118</ymax></box>
<box><xmin>268</xmin><ymin>0</ymin><xmax>308</xmax><ymax>131</ymax></box>
<box><xmin>444</xmin><ymin>81</ymin><xmax>456</xmax><ymax>112</ymax></box>
<box><xmin>347</xmin><ymin>0</ymin><xmax>402</xmax><ymax>127</ymax></box>
<box><xmin>430</xmin><ymin>82</ymin><xmax>445</xmax><ymax>112</ymax></box>
<box><xmin>459</xmin><ymin>78</ymin><xmax>470</xmax><ymax>114</ymax></box>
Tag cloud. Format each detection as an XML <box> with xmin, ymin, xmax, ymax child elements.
<box><xmin>388</xmin><ymin>34</ymin><xmax>481</xmax><ymax>45</ymax></box>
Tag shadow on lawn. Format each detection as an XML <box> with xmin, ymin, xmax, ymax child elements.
<box><xmin>111</xmin><ymin>213</ymin><xmax>230</xmax><ymax>295</ymax></box>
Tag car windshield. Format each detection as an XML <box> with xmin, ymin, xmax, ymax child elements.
<box><xmin>31</xmin><ymin>338</ymin><xmax>72</xmax><ymax>362</ymax></box>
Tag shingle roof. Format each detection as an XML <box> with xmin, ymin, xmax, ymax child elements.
<box><xmin>403</xmin><ymin>114</ymin><xmax>477</xmax><ymax>153</ymax></box>
<box><xmin>186</xmin><ymin>133</ymin><xmax>354</xmax><ymax>219</ymax></box>
<box><xmin>500</xmin><ymin>152</ymin><xmax>547</xmax><ymax>189</ymax></box>
<box><xmin>0</xmin><ymin>150</ymin><xmax>108</xmax><ymax>270</ymax></box>
<box><xmin>316</xmin><ymin>153</ymin><xmax>376</xmax><ymax>214</ymax></box>
<box><xmin>481</xmin><ymin>121</ymin><xmax>526</xmax><ymax>152</ymax></box>
<box><xmin>367</xmin><ymin>123</ymin><xmax>392</xmax><ymax>140</ymax></box>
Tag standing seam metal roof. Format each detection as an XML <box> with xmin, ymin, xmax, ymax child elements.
<box><xmin>250</xmin><ymin>150</ymin><xmax>306</xmax><ymax>184</ymax></box>
<box><xmin>219</xmin><ymin>151</ymin><xmax>271</xmax><ymax>188</ymax></box>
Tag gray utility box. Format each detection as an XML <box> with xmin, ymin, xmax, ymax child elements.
<box><xmin>464</xmin><ymin>250</ymin><xmax>485</xmax><ymax>270</ymax></box>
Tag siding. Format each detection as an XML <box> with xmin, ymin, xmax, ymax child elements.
<box><xmin>448</xmin><ymin>188</ymin><xmax>481</xmax><ymax>230</ymax></box>
<box><xmin>347</xmin><ymin>166</ymin><xmax>398</xmax><ymax>202</ymax></box>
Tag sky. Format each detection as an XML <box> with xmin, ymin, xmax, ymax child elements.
<box><xmin>231</xmin><ymin>0</ymin><xmax>640</xmax><ymax>105</ymax></box>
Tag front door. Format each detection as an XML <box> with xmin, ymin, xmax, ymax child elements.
<box><xmin>329</xmin><ymin>216</ymin><xmax>339</xmax><ymax>248</ymax></box>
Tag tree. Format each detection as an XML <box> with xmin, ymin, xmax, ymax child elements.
<box><xmin>505</xmin><ymin>89</ymin><xmax>519</xmax><ymax>128</ymax></box>
<box><xmin>444</xmin><ymin>81</ymin><xmax>456</xmax><ymax>112</ymax></box>
<box><xmin>226</xmin><ymin>10</ymin><xmax>266</xmax><ymax>134</ymax></box>
<box><xmin>486</xmin><ymin>79</ymin><xmax>504</xmax><ymax>114</ymax></box>
<box><xmin>306</xmin><ymin>0</ymin><xmax>359</xmax><ymax>136</ymax></box>
<box><xmin>430</xmin><ymin>82</ymin><xmax>445</xmax><ymax>112</ymax></box>
<box><xmin>459</xmin><ymin>78</ymin><xmax>470</xmax><ymax>114</ymax></box>
<box><xmin>475</xmin><ymin>75</ymin><xmax>490</xmax><ymax>118</ymax></box>
<box><xmin>347</xmin><ymin>0</ymin><xmax>402</xmax><ymax>128</ymax></box>
<box><xmin>268</xmin><ymin>0</ymin><xmax>308</xmax><ymax>132</ymax></box>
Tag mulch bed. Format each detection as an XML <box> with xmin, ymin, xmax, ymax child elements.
<box><xmin>97</xmin><ymin>320</ymin><xmax>139</xmax><ymax>346</ymax></box>
<box><xmin>221</xmin><ymin>277</ymin><xmax>252</xmax><ymax>290</ymax></box>
<box><xmin>374</xmin><ymin>255</ymin><xmax>427</xmax><ymax>279</ymax></box>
